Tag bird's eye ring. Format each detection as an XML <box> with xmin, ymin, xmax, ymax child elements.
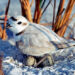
<box><xmin>17</xmin><ymin>21</ymin><xmax>22</xmax><ymax>25</ymax></box>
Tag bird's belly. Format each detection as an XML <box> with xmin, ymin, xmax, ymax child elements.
<box><xmin>18</xmin><ymin>46</ymin><xmax>55</xmax><ymax>56</ymax></box>
<box><xmin>16</xmin><ymin>41</ymin><xmax>56</xmax><ymax>56</ymax></box>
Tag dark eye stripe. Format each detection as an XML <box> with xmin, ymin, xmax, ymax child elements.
<box><xmin>10</xmin><ymin>17</ymin><xmax>17</xmax><ymax>21</ymax></box>
<box><xmin>17</xmin><ymin>21</ymin><xmax>22</xmax><ymax>24</ymax></box>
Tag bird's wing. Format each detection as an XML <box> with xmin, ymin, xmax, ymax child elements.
<box><xmin>31</xmin><ymin>23</ymin><xmax>67</xmax><ymax>43</ymax></box>
<box><xmin>16</xmin><ymin>23</ymin><xmax>75</xmax><ymax>56</ymax></box>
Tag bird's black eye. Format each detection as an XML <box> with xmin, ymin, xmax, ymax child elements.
<box><xmin>17</xmin><ymin>21</ymin><xmax>22</xmax><ymax>25</ymax></box>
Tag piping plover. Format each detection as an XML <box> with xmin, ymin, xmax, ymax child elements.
<box><xmin>7</xmin><ymin>16</ymin><xmax>75</xmax><ymax>67</ymax></box>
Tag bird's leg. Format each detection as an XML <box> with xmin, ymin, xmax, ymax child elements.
<box><xmin>34</xmin><ymin>55</ymin><xmax>48</xmax><ymax>67</ymax></box>
<box><xmin>34</xmin><ymin>54</ymin><xmax>54</xmax><ymax>67</ymax></box>
<box><xmin>47</xmin><ymin>55</ymin><xmax>54</xmax><ymax>66</ymax></box>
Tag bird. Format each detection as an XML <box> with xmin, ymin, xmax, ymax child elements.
<box><xmin>6</xmin><ymin>16</ymin><xmax>75</xmax><ymax>67</ymax></box>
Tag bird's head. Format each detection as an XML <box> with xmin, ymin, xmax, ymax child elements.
<box><xmin>7</xmin><ymin>16</ymin><xmax>29</xmax><ymax>34</ymax></box>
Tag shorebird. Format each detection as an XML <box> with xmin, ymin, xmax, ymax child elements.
<box><xmin>6</xmin><ymin>16</ymin><xmax>75</xmax><ymax>67</ymax></box>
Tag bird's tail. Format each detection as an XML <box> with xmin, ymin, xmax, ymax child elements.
<box><xmin>54</xmin><ymin>40</ymin><xmax>75</xmax><ymax>49</ymax></box>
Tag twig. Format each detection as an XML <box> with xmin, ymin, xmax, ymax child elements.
<box><xmin>57</xmin><ymin>0</ymin><xmax>75</xmax><ymax>36</ymax></box>
<box><xmin>52</xmin><ymin>0</ymin><xmax>65</xmax><ymax>31</ymax></box>
<box><xmin>20</xmin><ymin>0</ymin><xmax>33</xmax><ymax>22</ymax></box>
<box><xmin>41</xmin><ymin>0</ymin><xmax>46</xmax><ymax>9</ymax></box>
<box><xmin>51</xmin><ymin>2</ymin><xmax>53</xmax><ymax>8</ymax></box>
<box><xmin>30</xmin><ymin>0</ymin><xmax>34</xmax><ymax>7</ymax></box>
<box><xmin>52</xmin><ymin>0</ymin><xmax>56</xmax><ymax>27</ymax></box>
<box><xmin>56</xmin><ymin>13</ymin><xmax>75</xmax><ymax>33</ymax></box>
<box><xmin>0</xmin><ymin>26</ymin><xmax>3</xmax><ymax>38</ymax></box>
<box><xmin>42</xmin><ymin>0</ymin><xmax>52</xmax><ymax>15</ymax></box>
<box><xmin>2</xmin><ymin>0</ymin><xmax>10</xmax><ymax>40</ymax></box>
<box><xmin>40</xmin><ymin>22</ymin><xmax>52</xmax><ymax>26</ymax></box>
<box><xmin>33</xmin><ymin>0</ymin><xmax>41</xmax><ymax>23</ymax></box>
<box><xmin>0</xmin><ymin>23</ymin><xmax>4</xmax><ymax>25</ymax></box>
<box><xmin>57</xmin><ymin>0</ymin><xmax>65</xmax><ymax>16</ymax></box>
<box><xmin>0</xmin><ymin>15</ymin><xmax>10</xmax><ymax>19</ymax></box>
<box><xmin>0</xmin><ymin>19</ymin><xmax>4</xmax><ymax>21</ymax></box>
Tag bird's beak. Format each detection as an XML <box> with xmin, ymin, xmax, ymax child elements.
<box><xmin>6</xmin><ymin>23</ymin><xmax>12</xmax><ymax>29</ymax></box>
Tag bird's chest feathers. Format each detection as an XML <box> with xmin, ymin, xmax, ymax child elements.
<box><xmin>14</xmin><ymin>34</ymin><xmax>22</xmax><ymax>42</ymax></box>
<box><xmin>14</xmin><ymin>34</ymin><xmax>24</xmax><ymax>48</ymax></box>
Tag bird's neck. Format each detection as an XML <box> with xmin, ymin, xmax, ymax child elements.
<box><xmin>15</xmin><ymin>29</ymin><xmax>25</xmax><ymax>36</ymax></box>
<box><xmin>13</xmin><ymin>34</ymin><xmax>22</xmax><ymax>42</ymax></box>
<box><xmin>13</xmin><ymin>23</ymin><xmax>30</xmax><ymax>42</ymax></box>
<box><xmin>13</xmin><ymin>29</ymin><xmax>25</xmax><ymax>42</ymax></box>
